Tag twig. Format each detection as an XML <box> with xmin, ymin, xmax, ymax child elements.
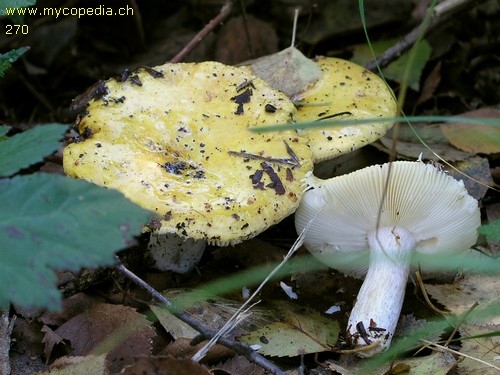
<box><xmin>421</xmin><ymin>339</ymin><xmax>500</xmax><ymax>371</ymax></box>
<box><xmin>238</xmin><ymin>0</ymin><xmax>254</xmax><ymax>58</ymax></box>
<box><xmin>365</xmin><ymin>0</ymin><xmax>491</xmax><ymax>71</ymax></box>
<box><xmin>170</xmin><ymin>1</ymin><xmax>233</xmax><ymax>63</ymax></box>
<box><xmin>129</xmin><ymin>0</ymin><xmax>145</xmax><ymax>48</ymax></box>
<box><xmin>192</xmin><ymin>210</ymin><xmax>319</xmax><ymax>362</ymax></box>
<box><xmin>114</xmin><ymin>257</ymin><xmax>285</xmax><ymax>375</ymax></box>
<box><xmin>415</xmin><ymin>270</ymin><xmax>449</xmax><ymax>316</ymax></box>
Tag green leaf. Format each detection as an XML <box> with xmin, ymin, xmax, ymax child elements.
<box><xmin>479</xmin><ymin>220</ymin><xmax>500</xmax><ymax>242</ymax></box>
<box><xmin>0</xmin><ymin>173</ymin><xmax>151</xmax><ymax>310</ymax></box>
<box><xmin>0</xmin><ymin>47</ymin><xmax>30</xmax><ymax>77</ymax></box>
<box><xmin>350</xmin><ymin>38</ymin><xmax>432</xmax><ymax>90</ymax></box>
<box><xmin>0</xmin><ymin>0</ymin><xmax>35</xmax><ymax>16</ymax></box>
<box><xmin>0</xmin><ymin>123</ymin><xmax>67</xmax><ymax>176</ymax></box>
<box><xmin>0</xmin><ymin>125</ymin><xmax>9</xmax><ymax>139</ymax></box>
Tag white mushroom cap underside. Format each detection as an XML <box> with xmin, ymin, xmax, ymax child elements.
<box><xmin>295</xmin><ymin>161</ymin><xmax>480</xmax><ymax>276</ymax></box>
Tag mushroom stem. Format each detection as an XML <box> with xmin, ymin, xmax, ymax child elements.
<box><xmin>347</xmin><ymin>226</ymin><xmax>416</xmax><ymax>357</ymax></box>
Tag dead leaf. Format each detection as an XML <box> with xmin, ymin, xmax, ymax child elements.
<box><xmin>377</xmin><ymin>136</ymin><xmax>473</xmax><ymax>161</ymax></box>
<box><xmin>162</xmin><ymin>337</ymin><xmax>234</xmax><ymax>364</ymax></box>
<box><xmin>151</xmin><ymin>288</ymin><xmax>276</xmax><ymax>340</ymax></box>
<box><xmin>41</xmin><ymin>325</ymin><xmax>65</xmax><ymax>361</ymax></box>
<box><xmin>121</xmin><ymin>355</ymin><xmax>210</xmax><ymax>375</ymax></box>
<box><xmin>448</xmin><ymin>156</ymin><xmax>493</xmax><ymax>201</ymax></box>
<box><xmin>330</xmin><ymin>351</ymin><xmax>455</xmax><ymax>375</ymax></box>
<box><xmin>40</xmin><ymin>293</ymin><xmax>101</xmax><ymax>326</ymax></box>
<box><xmin>440</xmin><ymin>108</ymin><xmax>500</xmax><ymax>154</ymax></box>
<box><xmin>215</xmin><ymin>355</ymin><xmax>267</xmax><ymax>375</ymax></box>
<box><xmin>11</xmin><ymin>318</ymin><xmax>45</xmax><ymax>361</ymax></box>
<box><xmin>36</xmin><ymin>354</ymin><xmax>109</xmax><ymax>375</ymax></box>
<box><xmin>54</xmin><ymin>302</ymin><xmax>155</xmax><ymax>373</ymax></box>
<box><xmin>215</xmin><ymin>15</ymin><xmax>279</xmax><ymax>65</ymax></box>
<box><xmin>417</xmin><ymin>61</ymin><xmax>442</xmax><ymax>105</ymax></box>
<box><xmin>246</xmin><ymin>46</ymin><xmax>322</xmax><ymax>97</ymax></box>
<box><xmin>457</xmin><ymin>324</ymin><xmax>500</xmax><ymax>374</ymax></box>
<box><xmin>394</xmin><ymin>351</ymin><xmax>456</xmax><ymax>375</ymax></box>
<box><xmin>240</xmin><ymin>302</ymin><xmax>339</xmax><ymax>357</ymax></box>
<box><xmin>426</xmin><ymin>272</ymin><xmax>500</xmax><ymax>325</ymax></box>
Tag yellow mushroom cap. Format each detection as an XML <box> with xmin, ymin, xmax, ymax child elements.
<box><xmin>296</xmin><ymin>57</ymin><xmax>397</xmax><ymax>162</ymax></box>
<box><xmin>63</xmin><ymin>61</ymin><xmax>313</xmax><ymax>246</ymax></box>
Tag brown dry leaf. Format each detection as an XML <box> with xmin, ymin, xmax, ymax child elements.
<box><xmin>417</xmin><ymin>61</ymin><xmax>442</xmax><ymax>106</ymax></box>
<box><xmin>246</xmin><ymin>46</ymin><xmax>322</xmax><ymax>97</ymax></box>
<box><xmin>215</xmin><ymin>15</ymin><xmax>278</xmax><ymax>65</ymax></box>
<box><xmin>121</xmin><ymin>355</ymin><xmax>210</xmax><ymax>375</ymax></box>
<box><xmin>40</xmin><ymin>293</ymin><xmax>102</xmax><ymax>326</ymax></box>
<box><xmin>36</xmin><ymin>354</ymin><xmax>109</xmax><ymax>375</ymax></box>
<box><xmin>11</xmin><ymin>317</ymin><xmax>45</xmax><ymax>361</ymax></box>
<box><xmin>426</xmin><ymin>271</ymin><xmax>500</xmax><ymax>325</ymax></box>
<box><xmin>41</xmin><ymin>325</ymin><xmax>65</xmax><ymax>361</ymax></box>
<box><xmin>456</xmin><ymin>324</ymin><xmax>500</xmax><ymax>374</ymax></box>
<box><xmin>378</xmin><ymin>136</ymin><xmax>473</xmax><ymax>161</ymax></box>
<box><xmin>440</xmin><ymin>108</ymin><xmax>500</xmax><ymax>154</ymax></box>
<box><xmin>162</xmin><ymin>337</ymin><xmax>234</xmax><ymax>364</ymax></box>
<box><xmin>215</xmin><ymin>355</ymin><xmax>267</xmax><ymax>375</ymax></box>
<box><xmin>54</xmin><ymin>302</ymin><xmax>155</xmax><ymax>373</ymax></box>
<box><xmin>151</xmin><ymin>288</ymin><xmax>276</xmax><ymax>341</ymax></box>
<box><xmin>448</xmin><ymin>156</ymin><xmax>493</xmax><ymax>201</ymax></box>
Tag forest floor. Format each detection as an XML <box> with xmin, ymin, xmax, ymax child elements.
<box><xmin>1</xmin><ymin>0</ymin><xmax>500</xmax><ymax>374</ymax></box>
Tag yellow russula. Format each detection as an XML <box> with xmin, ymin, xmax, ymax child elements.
<box><xmin>64</xmin><ymin>62</ymin><xmax>313</xmax><ymax>245</ymax></box>
<box><xmin>296</xmin><ymin>57</ymin><xmax>397</xmax><ymax>162</ymax></box>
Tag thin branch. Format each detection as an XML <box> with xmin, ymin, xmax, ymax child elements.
<box><xmin>114</xmin><ymin>257</ymin><xmax>285</xmax><ymax>375</ymax></box>
<box><xmin>415</xmin><ymin>270</ymin><xmax>449</xmax><ymax>316</ymax></box>
<box><xmin>239</xmin><ymin>0</ymin><xmax>254</xmax><ymax>58</ymax></box>
<box><xmin>192</xmin><ymin>210</ymin><xmax>319</xmax><ymax>362</ymax></box>
<box><xmin>365</xmin><ymin>0</ymin><xmax>491</xmax><ymax>71</ymax></box>
<box><xmin>170</xmin><ymin>1</ymin><xmax>233</xmax><ymax>63</ymax></box>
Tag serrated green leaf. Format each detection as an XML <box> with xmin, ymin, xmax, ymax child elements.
<box><xmin>0</xmin><ymin>125</ymin><xmax>9</xmax><ymax>139</ymax></box>
<box><xmin>0</xmin><ymin>0</ymin><xmax>35</xmax><ymax>16</ymax></box>
<box><xmin>241</xmin><ymin>303</ymin><xmax>339</xmax><ymax>357</ymax></box>
<box><xmin>0</xmin><ymin>47</ymin><xmax>30</xmax><ymax>77</ymax></box>
<box><xmin>0</xmin><ymin>123</ymin><xmax>67</xmax><ymax>176</ymax></box>
<box><xmin>0</xmin><ymin>173</ymin><xmax>151</xmax><ymax>310</ymax></box>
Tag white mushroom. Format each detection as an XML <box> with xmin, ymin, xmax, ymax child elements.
<box><xmin>295</xmin><ymin>161</ymin><xmax>480</xmax><ymax>356</ymax></box>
